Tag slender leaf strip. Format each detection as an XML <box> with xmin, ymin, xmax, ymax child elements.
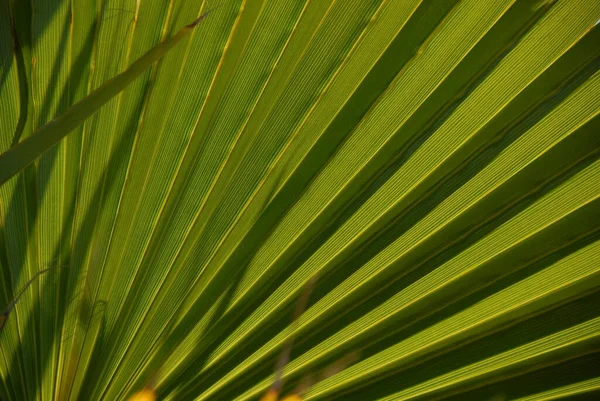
<box><xmin>514</xmin><ymin>377</ymin><xmax>600</xmax><ymax>400</ymax></box>
<box><xmin>0</xmin><ymin>11</ymin><xmax>212</xmax><ymax>187</ymax></box>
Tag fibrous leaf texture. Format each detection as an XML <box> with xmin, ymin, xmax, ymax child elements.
<box><xmin>0</xmin><ymin>1</ymin><xmax>599</xmax><ymax>400</ymax></box>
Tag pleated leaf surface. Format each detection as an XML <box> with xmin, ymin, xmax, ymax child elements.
<box><xmin>0</xmin><ymin>0</ymin><xmax>599</xmax><ymax>400</ymax></box>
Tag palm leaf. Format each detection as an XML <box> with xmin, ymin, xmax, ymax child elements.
<box><xmin>0</xmin><ymin>0</ymin><xmax>599</xmax><ymax>400</ymax></box>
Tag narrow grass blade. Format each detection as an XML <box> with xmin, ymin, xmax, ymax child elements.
<box><xmin>0</xmin><ymin>10</ymin><xmax>214</xmax><ymax>186</ymax></box>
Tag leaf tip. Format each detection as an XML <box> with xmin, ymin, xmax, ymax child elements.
<box><xmin>187</xmin><ymin>3</ymin><xmax>222</xmax><ymax>28</ymax></box>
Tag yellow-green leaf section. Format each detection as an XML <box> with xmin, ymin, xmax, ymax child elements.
<box><xmin>0</xmin><ymin>0</ymin><xmax>599</xmax><ymax>400</ymax></box>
